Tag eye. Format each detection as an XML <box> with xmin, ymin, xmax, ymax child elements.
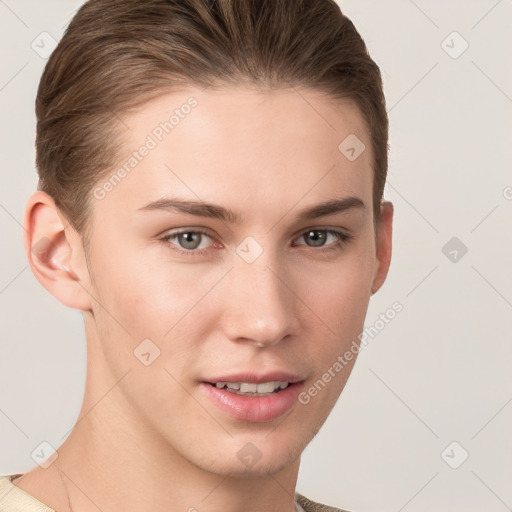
<box><xmin>294</xmin><ymin>229</ymin><xmax>353</xmax><ymax>252</ymax></box>
<box><xmin>160</xmin><ymin>227</ymin><xmax>353</xmax><ymax>257</ymax></box>
<box><xmin>160</xmin><ymin>229</ymin><xmax>216</xmax><ymax>255</ymax></box>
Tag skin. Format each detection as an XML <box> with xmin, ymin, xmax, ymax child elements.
<box><xmin>18</xmin><ymin>85</ymin><xmax>393</xmax><ymax>512</ymax></box>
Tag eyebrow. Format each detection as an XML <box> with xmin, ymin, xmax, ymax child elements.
<box><xmin>138</xmin><ymin>195</ymin><xmax>366</xmax><ymax>223</ymax></box>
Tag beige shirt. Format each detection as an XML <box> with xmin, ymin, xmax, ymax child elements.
<box><xmin>0</xmin><ymin>474</ymin><xmax>349</xmax><ymax>512</ymax></box>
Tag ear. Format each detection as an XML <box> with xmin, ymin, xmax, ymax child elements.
<box><xmin>23</xmin><ymin>190</ymin><xmax>93</xmax><ymax>311</ymax></box>
<box><xmin>371</xmin><ymin>200</ymin><xmax>393</xmax><ymax>295</ymax></box>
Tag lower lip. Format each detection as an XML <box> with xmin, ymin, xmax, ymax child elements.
<box><xmin>200</xmin><ymin>382</ymin><xmax>305</xmax><ymax>423</ymax></box>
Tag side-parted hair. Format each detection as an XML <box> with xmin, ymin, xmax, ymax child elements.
<box><xmin>35</xmin><ymin>0</ymin><xmax>388</xmax><ymax>240</ymax></box>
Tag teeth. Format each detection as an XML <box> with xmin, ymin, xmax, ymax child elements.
<box><xmin>213</xmin><ymin>381</ymin><xmax>290</xmax><ymax>394</ymax></box>
<box><xmin>240</xmin><ymin>382</ymin><xmax>257</xmax><ymax>393</ymax></box>
<box><xmin>250</xmin><ymin>382</ymin><xmax>272</xmax><ymax>393</ymax></box>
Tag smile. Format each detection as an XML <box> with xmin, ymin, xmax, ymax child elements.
<box><xmin>201</xmin><ymin>381</ymin><xmax>305</xmax><ymax>422</ymax></box>
<box><xmin>212</xmin><ymin>381</ymin><xmax>290</xmax><ymax>395</ymax></box>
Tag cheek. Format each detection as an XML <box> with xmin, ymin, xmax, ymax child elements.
<box><xmin>298</xmin><ymin>271</ymin><xmax>369</xmax><ymax>372</ymax></box>
<box><xmin>297</xmin><ymin>246</ymin><xmax>374</xmax><ymax>330</ymax></box>
<box><xmin>89</xmin><ymin>244</ymin><xmax>227</xmax><ymax>344</ymax></box>
<box><xmin>291</xmin><ymin>243</ymin><xmax>375</xmax><ymax>395</ymax></box>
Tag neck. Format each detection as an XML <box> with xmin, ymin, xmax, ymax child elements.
<box><xmin>26</xmin><ymin>327</ymin><xmax>301</xmax><ymax>512</ymax></box>
<box><xmin>52</xmin><ymin>412</ymin><xmax>301</xmax><ymax>512</ymax></box>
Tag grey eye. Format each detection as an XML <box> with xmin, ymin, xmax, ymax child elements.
<box><xmin>303</xmin><ymin>230</ymin><xmax>328</xmax><ymax>247</ymax></box>
<box><xmin>177</xmin><ymin>232</ymin><xmax>203</xmax><ymax>249</ymax></box>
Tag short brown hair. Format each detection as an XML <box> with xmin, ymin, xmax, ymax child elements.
<box><xmin>35</xmin><ymin>0</ymin><xmax>388</xmax><ymax>239</ymax></box>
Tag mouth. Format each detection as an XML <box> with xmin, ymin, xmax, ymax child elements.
<box><xmin>208</xmin><ymin>380</ymin><xmax>291</xmax><ymax>396</ymax></box>
<box><xmin>200</xmin><ymin>374</ymin><xmax>305</xmax><ymax>422</ymax></box>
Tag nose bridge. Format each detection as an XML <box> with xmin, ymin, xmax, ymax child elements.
<box><xmin>220</xmin><ymin>246</ymin><xmax>297</xmax><ymax>346</ymax></box>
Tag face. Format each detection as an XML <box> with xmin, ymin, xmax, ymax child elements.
<box><xmin>80</xmin><ymin>85</ymin><xmax>387</xmax><ymax>476</ymax></box>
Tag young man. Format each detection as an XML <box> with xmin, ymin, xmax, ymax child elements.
<box><xmin>0</xmin><ymin>1</ymin><xmax>392</xmax><ymax>511</ymax></box>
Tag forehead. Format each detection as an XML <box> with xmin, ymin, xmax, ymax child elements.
<box><xmin>94</xmin><ymin>85</ymin><xmax>373</xmax><ymax>224</ymax></box>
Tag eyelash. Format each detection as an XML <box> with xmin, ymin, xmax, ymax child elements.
<box><xmin>160</xmin><ymin>228</ymin><xmax>354</xmax><ymax>257</ymax></box>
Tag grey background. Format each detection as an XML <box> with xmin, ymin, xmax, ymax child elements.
<box><xmin>1</xmin><ymin>1</ymin><xmax>511</xmax><ymax>511</ymax></box>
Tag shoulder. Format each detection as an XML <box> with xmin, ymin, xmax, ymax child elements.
<box><xmin>295</xmin><ymin>492</ymin><xmax>354</xmax><ymax>512</ymax></box>
<box><xmin>0</xmin><ymin>474</ymin><xmax>56</xmax><ymax>512</ymax></box>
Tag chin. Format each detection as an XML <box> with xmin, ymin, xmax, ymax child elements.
<box><xmin>194</xmin><ymin>434</ymin><xmax>305</xmax><ymax>477</ymax></box>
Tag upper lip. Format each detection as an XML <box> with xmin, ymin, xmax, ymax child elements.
<box><xmin>203</xmin><ymin>372</ymin><xmax>304</xmax><ymax>384</ymax></box>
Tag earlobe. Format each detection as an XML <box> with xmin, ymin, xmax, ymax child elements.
<box><xmin>370</xmin><ymin>200</ymin><xmax>393</xmax><ymax>295</ymax></box>
<box><xmin>23</xmin><ymin>190</ymin><xmax>93</xmax><ymax>311</ymax></box>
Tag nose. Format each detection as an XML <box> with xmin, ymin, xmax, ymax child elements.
<box><xmin>218</xmin><ymin>256</ymin><xmax>299</xmax><ymax>348</ymax></box>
